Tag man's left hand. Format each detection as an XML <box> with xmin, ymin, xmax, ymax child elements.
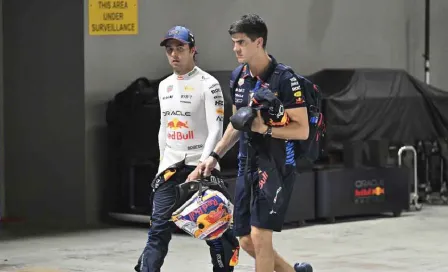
<box><xmin>251</xmin><ymin>110</ymin><xmax>268</xmax><ymax>134</ymax></box>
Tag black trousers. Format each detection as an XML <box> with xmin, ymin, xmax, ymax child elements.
<box><xmin>135</xmin><ymin>166</ymin><xmax>240</xmax><ymax>272</ymax></box>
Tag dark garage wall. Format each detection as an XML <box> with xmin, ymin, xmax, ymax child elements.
<box><xmin>3</xmin><ymin>0</ymin><xmax>86</xmax><ymax>226</ymax></box>
<box><xmin>0</xmin><ymin>0</ymin><xmax>4</xmax><ymax>219</ymax></box>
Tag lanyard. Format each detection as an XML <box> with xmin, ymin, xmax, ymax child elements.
<box><xmin>253</xmin><ymin>80</ymin><xmax>262</xmax><ymax>92</ymax></box>
<box><xmin>248</xmin><ymin>79</ymin><xmax>262</xmax><ymax>106</ymax></box>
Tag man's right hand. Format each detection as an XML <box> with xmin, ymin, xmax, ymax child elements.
<box><xmin>198</xmin><ymin>156</ymin><xmax>218</xmax><ymax>177</ymax></box>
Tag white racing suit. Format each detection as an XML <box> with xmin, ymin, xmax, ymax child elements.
<box><xmin>135</xmin><ymin>67</ymin><xmax>240</xmax><ymax>272</ymax></box>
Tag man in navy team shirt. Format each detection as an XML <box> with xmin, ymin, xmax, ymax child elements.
<box><xmin>200</xmin><ymin>13</ymin><xmax>313</xmax><ymax>272</ymax></box>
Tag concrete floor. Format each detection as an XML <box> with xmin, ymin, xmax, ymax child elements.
<box><xmin>1</xmin><ymin>206</ymin><xmax>448</xmax><ymax>272</ymax></box>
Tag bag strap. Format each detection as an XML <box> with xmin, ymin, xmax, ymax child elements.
<box><xmin>269</xmin><ymin>63</ymin><xmax>294</xmax><ymax>93</ymax></box>
<box><xmin>229</xmin><ymin>64</ymin><xmax>246</xmax><ymax>103</ymax></box>
<box><xmin>231</xmin><ymin>63</ymin><xmax>292</xmax><ymax>97</ymax></box>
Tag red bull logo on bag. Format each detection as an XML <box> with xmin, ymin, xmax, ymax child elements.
<box><xmin>187</xmin><ymin>198</ymin><xmax>220</xmax><ymax>221</ymax></box>
<box><xmin>171</xmin><ymin>190</ymin><xmax>234</xmax><ymax>241</ymax></box>
<box><xmin>167</xmin><ymin>118</ymin><xmax>194</xmax><ymax>140</ymax></box>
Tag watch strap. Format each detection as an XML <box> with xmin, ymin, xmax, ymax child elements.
<box><xmin>209</xmin><ymin>151</ymin><xmax>221</xmax><ymax>162</ymax></box>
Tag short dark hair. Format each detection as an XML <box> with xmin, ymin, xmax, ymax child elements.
<box><xmin>188</xmin><ymin>44</ymin><xmax>198</xmax><ymax>62</ymax></box>
<box><xmin>228</xmin><ymin>14</ymin><xmax>268</xmax><ymax>49</ymax></box>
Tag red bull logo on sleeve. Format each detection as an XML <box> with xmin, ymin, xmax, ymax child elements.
<box><xmin>167</xmin><ymin>118</ymin><xmax>194</xmax><ymax>140</ymax></box>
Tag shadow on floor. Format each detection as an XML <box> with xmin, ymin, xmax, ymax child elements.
<box><xmin>0</xmin><ymin>211</ymin><xmax>416</xmax><ymax>241</ymax></box>
<box><xmin>0</xmin><ymin>220</ymin><xmax>117</xmax><ymax>242</ymax></box>
<box><xmin>282</xmin><ymin>211</ymin><xmax>414</xmax><ymax>230</ymax></box>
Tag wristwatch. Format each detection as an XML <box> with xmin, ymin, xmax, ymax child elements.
<box><xmin>209</xmin><ymin>151</ymin><xmax>221</xmax><ymax>162</ymax></box>
<box><xmin>263</xmin><ymin>126</ymin><xmax>273</xmax><ymax>137</ymax></box>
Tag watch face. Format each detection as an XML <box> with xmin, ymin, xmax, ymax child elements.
<box><xmin>264</xmin><ymin>127</ymin><xmax>272</xmax><ymax>136</ymax></box>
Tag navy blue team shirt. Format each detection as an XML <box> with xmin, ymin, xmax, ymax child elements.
<box><xmin>230</xmin><ymin>55</ymin><xmax>307</xmax><ymax>176</ymax></box>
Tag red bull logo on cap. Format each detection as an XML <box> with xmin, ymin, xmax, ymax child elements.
<box><xmin>167</xmin><ymin>118</ymin><xmax>194</xmax><ymax>140</ymax></box>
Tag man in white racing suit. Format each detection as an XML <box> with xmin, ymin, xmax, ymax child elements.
<box><xmin>156</xmin><ymin>64</ymin><xmax>223</xmax><ymax>181</ymax></box>
<box><xmin>135</xmin><ymin>25</ymin><xmax>240</xmax><ymax>272</ymax></box>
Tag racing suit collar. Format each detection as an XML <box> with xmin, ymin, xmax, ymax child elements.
<box><xmin>175</xmin><ymin>66</ymin><xmax>199</xmax><ymax>80</ymax></box>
